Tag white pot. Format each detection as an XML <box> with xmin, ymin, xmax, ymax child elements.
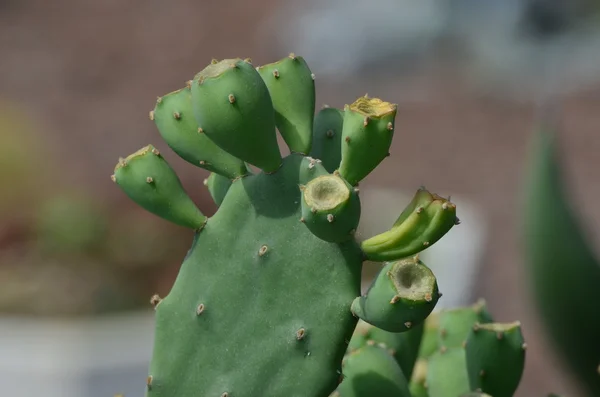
<box><xmin>0</xmin><ymin>310</ymin><xmax>155</xmax><ymax>397</ymax></box>
<box><xmin>356</xmin><ymin>186</ymin><xmax>488</xmax><ymax>310</ymax></box>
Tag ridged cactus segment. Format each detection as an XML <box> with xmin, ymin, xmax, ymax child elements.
<box><xmin>300</xmin><ymin>174</ymin><xmax>361</xmax><ymax>242</ymax></box>
<box><xmin>256</xmin><ymin>53</ymin><xmax>315</xmax><ymax>154</ymax></box>
<box><xmin>338</xmin><ymin>95</ymin><xmax>397</xmax><ymax>186</ymax></box>
<box><xmin>351</xmin><ymin>257</ymin><xmax>440</xmax><ymax>332</ymax></box>
<box><xmin>438</xmin><ymin>299</ymin><xmax>494</xmax><ymax>349</ymax></box>
<box><xmin>111</xmin><ymin>145</ymin><xmax>206</xmax><ymax>229</ymax></box>
<box><xmin>426</xmin><ymin>347</ymin><xmax>470</xmax><ymax>397</ymax></box>
<box><xmin>190</xmin><ymin>58</ymin><xmax>282</xmax><ymax>172</ymax></box>
<box><xmin>203</xmin><ymin>172</ymin><xmax>233</xmax><ymax>207</ymax></box>
<box><xmin>336</xmin><ymin>345</ymin><xmax>412</xmax><ymax>397</ymax></box>
<box><xmin>465</xmin><ymin>322</ymin><xmax>526</xmax><ymax>397</ymax></box>
<box><xmin>151</xmin><ymin>86</ymin><xmax>247</xmax><ymax>179</ymax></box>
<box><xmin>147</xmin><ymin>155</ymin><xmax>363</xmax><ymax>397</ymax></box>
<box><xmin>523</xmin><ymin>126</ymin><xmax>600</xmax><ymax>395</ymax></box>
<box><xmin>360</xmin><ymin>188</ymin><xmax>458</xmax><ymax>262</ymax></box>
<box><xmin>310</xmin><ymin>107</ymin><xmax>344</xmax><ymax>173</ymax></box>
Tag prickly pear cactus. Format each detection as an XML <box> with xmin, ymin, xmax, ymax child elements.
<box><xmin>111</xmin><ymin>54</ymin><xmax>459</xmax><ymax>397</ymax></box>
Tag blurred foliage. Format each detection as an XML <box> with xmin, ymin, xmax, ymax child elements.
<box><xmin>0</xmin><ymin>100</ymin><xmax>191</xmax><ymax>316</ymax></box>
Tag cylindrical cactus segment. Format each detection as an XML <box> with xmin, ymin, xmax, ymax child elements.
<box><xmin>310</xmin><ymin>107</ymin><xmax>344</xmax><ymax>173</ymax></box>
<box><xmin>337</xmin><ymin>345</ymin><xmax>412</xmax><ymax>397</ymax></box>
<box><xmin>299</xmin><ymin>173</ymin><xmax>361</xmax><ymax>243</ymax></box>
<box><xmin>203</xmin><ymin>172</ymin><xmax>233</xmax><ymax>207</ymax></box>
<box><xmin>351</xmin><ymin>257</ymin><xmax>440</xmax><ymax>332</ymax></box>
<box><xmin>465</xmin><ymin>322</ymin><xmax>526</xmax><ymax>397</ymax></box>
<box><xmin>426</xmin><ymin>347</ymin><xmax>471</xmax><ymax>397</ymax></box>
<box><xmin>111</xmin><ymin>145</ymin><xmax>206</xmax><ymax>229</ymax></box>
<box><xmin>151</xmin><ymin>86</ymin><xmax>248</xmax><ymax>179</ymax></box>
<box><xmin>360</xmin><ymin>187</ymin><xmax>458</xmax><ymax>262</ymax></box>
<box><xmin>338</xmin><ymin>95</ymin><xmax>397</xmax><ymax>186</ymax></box>
<box><xmin>256</xmin><ymin>53</ymin><xmax>315</xmax><ymax>155</ymax></box>
<box><xmin>409</xmin><ymin>359</ymin><xmax>429</xmax><ymax>397</ymax></box>
<box><xmin>438</xmin><ymin>299</ymin><xmax>494</xmax><ymax>349</ymax></box>
<box><xmin>419</xmin><ymin>311</ymin><xmax>441</xmax><ymax>359</ymax></box>
<box><xmin>190</xmin><ymin>58</ymin><xmax>282</xmax><ymax>173</ymax></box>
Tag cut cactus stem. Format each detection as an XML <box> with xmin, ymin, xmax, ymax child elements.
<box><xmin>300</xmin><ymin>174</ymin><xmax>361</xmax><ymax>243</ymax></box>
<box><xmin>360</xmin><ymin>187</ymin><xmax>458</xmax><ymax>262</ymax></box>
<box><xmin>338</xmin><ymin>95</ymin><xmax>397</xmax><ymax>186</ymax></box>
<box><xmin>309</xmin><ymin>107</ymin><xmax>344</xmax><ymax>173</ymax></box>
<box><xmin>111</xmin><ymin>144</ymin><xmax>206</xmax><ymax>229</ymax></box>
<box><xmin>191</xmin><ymin>58</ymin><xmax>283</xmax><ymax>173</ymax></box>
<box><xmin>351</xmin><ymin>256</ymin><xmax>440</xmax><ymax>333</ymax></box>
<box><xmin>152</xmin><ymin>86</ymin><xmax>248</xmax><ymax>179</ymax></box>
<box><xmin>256</xmin><ymin>54</ymin><xmax>316</xmax><ymax>155</ymax></box>
<box><xmin>465</xmin><ymin>321</ymin><xmax>526</xmax><ymax>397</ymax></box>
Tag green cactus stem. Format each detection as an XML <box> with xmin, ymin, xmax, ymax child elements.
<box><xmin>426</xmin><ymin>346</ymin><xmax>470</xmax><ymax>397</ymax></box>
<box><xmin>437</xmin><ymin>299</ymin><xmax>494</xmax><ymax>349</ymax></box>
<box><xmin>338</xmin><ymin>95</ymin><xmax>397</xmax><ymax>186</ymax></box>
<box><xmin>299</xmin><ymin>173</ymin><xmax>361</xmax><ymax>243</ymax></box>
<box><xmin>351</xmin><ymin>256</ymin><xmax>440</xmax><ymax>332</ymax></box>
<box><xmin>336</xmin><ymin>344</ymin><xmax>412</xmax><ymax>397</ymax></box>
<box><xmin>151</xmin><ymin>86</ymin><xmax>248</xmax><ymax>179</ymax></box>
<box><xmin>409</xmin><ymin>359</ymin><xmax>429</xmax><ymax>397</ymax></box>
<box><xmin>111</xmin><ymin>145</ymin><xmax>206</xmax><ymax>229</ymax></box>
<box><xmin>203</xmin><ymin>172</ymin><xmax>233</xmax><ymax>207</ymax></box>
<box><xmin>190</xmin><ymin>58</ymin><xmax>282</xmax><ymax>173</ymax></box>
<box><xmin>360</xmin><ymin>187</ymin><xmax>458</xmax><ymax>262</ymax></box>
<box><xmin>465</xmin><ymin>321</ymin><xmax>526</xmax><ymax>397</ymax></box>
<box><xmin>418</xmin><ymin>312</ymin><xmax>441</xmax><ymax>359</ymax></box>
<box><xmin>310</xmin><ymin>106</ymin><xmax>344</xmax><ymax>173</ymax></box>
<box><xmin>256</xmin><ymin>53</ymin><xmax>315</xmax><ymax>155</ymax></box>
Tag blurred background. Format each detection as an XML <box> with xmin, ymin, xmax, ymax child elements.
<box><xmin>1</xmin><ymin>0</ymin><xmax>600</xmax><ymax>396</ymax></box>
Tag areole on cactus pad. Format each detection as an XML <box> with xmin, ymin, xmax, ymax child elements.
<box><xmin>108</xmin><ymin>53</ymin><xmax>502</xmax><ymax>397</ymax></box>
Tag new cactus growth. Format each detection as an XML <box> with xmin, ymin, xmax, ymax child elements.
<box><xmin>111</xmin><ymin>54</ymin><xmax>459</xmax><ymax>397</ymax></box>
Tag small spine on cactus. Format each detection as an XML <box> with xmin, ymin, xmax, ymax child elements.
<box><xmin>351</xmin><ymin>256</ymin><xmax>440</xmax><ymax>333</ymax></box>
<box><xmin>151</xmin><ymin>85</ymin><xmax>248</xmax><ymax>179</ymax></box>
<box><xmin>465</xmin><ymin>321</ymin><xmax>526</xmax><ymax>397</ymax></box>
<box><xmin>360</xmin><ymin>187</ymin><xmax>458</xmax><ymax>262</ymax></box>
<box><xmin>337</xmin><ymin>344</ymin><xmax>412</xmax><ymax>397</ymax></box>
<box><xmin>111</xmin><ymin>144</ymin><xmax>206</xmax><ymax>229</ymax></box>
<box><xmin>204</xmin><ymin>172</ymin><xmax>233</xmax><ymax>207</ymax></box>
<box><xmin>310</xmin><ymin>106</ymin><xmax>344</xmax><ymax>173</ymax></box>
<box><xmin>256</xmin><ymin>53</ymin><xmax>315</xmax><ymax>155</ymax></box>
<box><xmin>425</xmin><ymin>346</ymin><xmax>471</xmax><ymax>397</ymax></box>
<box><xmin>190</xmin><ymin>58</ymin><xmax>282</xmax><ymax>173</ymax></box>
<box><xmin>438</xmin><ymin>299</ymin><xmax>494</xmax><ymax>349</ymax></box>
<box><xmin>338</xmin><ymin>95</ymin><xmax>397</xmax><ymax>186</ymax></box>
<box><xmin>299</xmin><ymin>173</ymin><xmax>361</xmax><ymax>243</ymax></box>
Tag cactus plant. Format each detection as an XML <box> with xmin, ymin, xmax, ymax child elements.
<box><xmin>111</xmin><ymin>54</ymin><xmax>460</xmax><ymax>397</ymax></box>
<box><xmin>522</xmin><ymin>118</ymin><xmax>600</xmax><ymax>396</ymax></box>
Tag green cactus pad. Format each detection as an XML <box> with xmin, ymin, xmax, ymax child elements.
<box><xmin>151</xmin><ymin>86</ymin><xmax>248</xmax><ymax>179</ymax></box>
<box><xmin>310</xmin><ymin>106</ymin><xmax>344</xmax><ymax>173</ymax></box>
<box><xmin>300</xmin><ymin>174</ymin><xmax>361</xmax><ymax>242</ymax></box>
<box><xmin>256</xmin><ymin>53</ymin><xmax>315</xmax><ymax>155</ymax></box>
<box><xmin>465</xmin><ymin>322</ymin><xmax>526</xmax><ymax>397</ymax></box>
<box><xmin>360</xmin><ymin>188</ymin><xmax>458</xmax><ymax>262</ymax></box>
<box><xmin>426</xmin><ymin>347</ymin><xmax>471</xmax><ymax>397</ymax></box>
<box><xmin>112</xmin><ymin>145</ymin><xmax>206</xmax><ymax>229</ymax></box>
<box><xmin>190</xmin><ymin>58</ymin><xmax>282</xmax><ymax>172</ymax></box>
<box><xmin>148</xmin><ymin>154</ymin><xmax>363</xmax><ymax>397</ymax></box>
<box><xmin>338</xmin><ymin>95</ymin><xmax>397</xmax><ymax>186</ymax></box>
<box><xmin>419</xmin><ymin>312</ymin><xmax>441</xmax><ymax>359</ymax></box>
<box><xmin>438</xmin><ymin>299</ymin><xmax>494</xmax><ymax>349</ymax></box>
<box><xmin>351</xmin><ymin>257</ymin><xmax>440</xmax><ymax>332</ymax></box>
<box><xmin>203</xmin><ymin>172</ymin><xmax>233</xmax><ymax>207</ymax></box>
<box><xmin>336</xmin><ymin>345</ymin><xmax>412</xmax><ymax>397</ymax></box>
<box><xmin>409</xmin><ymin>359</ymin><xmax>429</xmax><ymax>397</ymax></box>
<box><xmin>523</xmin><ymin>126</ymin><xmax>600</xmax><ymax>395</ymax></box>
